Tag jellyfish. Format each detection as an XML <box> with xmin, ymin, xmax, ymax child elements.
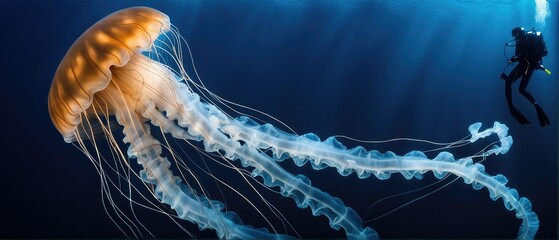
<box><xmin>48</xmin><ymin>7</ymin><xmax>539</xmax><ymax>240</ymax></box>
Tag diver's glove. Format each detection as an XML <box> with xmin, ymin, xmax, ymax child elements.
<box><xmin>535</xmin><ymin>104</ymin><xmax>550</xmax><ymax>127</ymax></box>
<box><xmin>509</xmin><ymin>56</ymin><xmax>519</xmax><ymax>63</ymax></box>
<box><xmin>510</xmin><ymin>107</ymin><xmax>530</xmax><ymax>125</ymax></box>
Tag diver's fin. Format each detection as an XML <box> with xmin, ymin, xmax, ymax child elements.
<box><xmin>510</xmin><ymin>107</ymin><xmax>530</xmax><ymax>125</ymax></box>
<box><xmin>535</xmin><ymin>105</ymin><xmax>550</xmax><ymax>127</ymax></box>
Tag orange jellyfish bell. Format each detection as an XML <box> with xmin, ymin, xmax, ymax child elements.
<box><xmin>48</xmin><ymin>6</ymin><xmax>170</xmax><ymax>142</ymax></box>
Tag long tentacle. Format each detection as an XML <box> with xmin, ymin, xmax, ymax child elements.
<box><xmin>129</xmin><ymin>52</ymin><xmax>537</xmax><ymax>239</ymax></box>
<box><xmin>149</xmin><ymin>84</ymin><xmax>377</xmax><ymax>240</ymax></box>
<box><xmin>101</xmin><ymin>82</ymin><xmax>291</xmax><ymax>239</ymax></box>
<box><xmin>220</xmin><ymin>117</ymin><xmax>538</xmax><ymax>239</ymax></box>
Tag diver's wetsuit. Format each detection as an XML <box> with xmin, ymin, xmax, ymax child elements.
<box><xmin>502</xmin><ymin>31</ymin><xmax>549</xmax><ymax>127</ymax></box>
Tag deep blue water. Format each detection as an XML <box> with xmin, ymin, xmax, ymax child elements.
<box><xmin>1</xmin><ymin>0</ymin><xmax>557</xmax><ymax>239</ymax></box>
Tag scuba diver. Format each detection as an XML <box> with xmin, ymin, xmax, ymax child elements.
<box><xmin>500</xmin><ymin>27</ymin><xmax>551</xmax><ymax>127</ymax></box>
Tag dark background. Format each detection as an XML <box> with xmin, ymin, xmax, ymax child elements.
<box><xmin>1</xmin><ymin>0</ymin><xmax>557</xmax><ymax>239</ymax></box>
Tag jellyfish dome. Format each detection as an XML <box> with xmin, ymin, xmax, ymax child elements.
<box><xmin>47</xmin><ymin>6</ymin><xmax>539</xmax><ymax>240</ymax></box>
<box><xmin>48</xmin><ymin>7</ymin><xmax>171</xmax><ymax>142</ymax></box>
